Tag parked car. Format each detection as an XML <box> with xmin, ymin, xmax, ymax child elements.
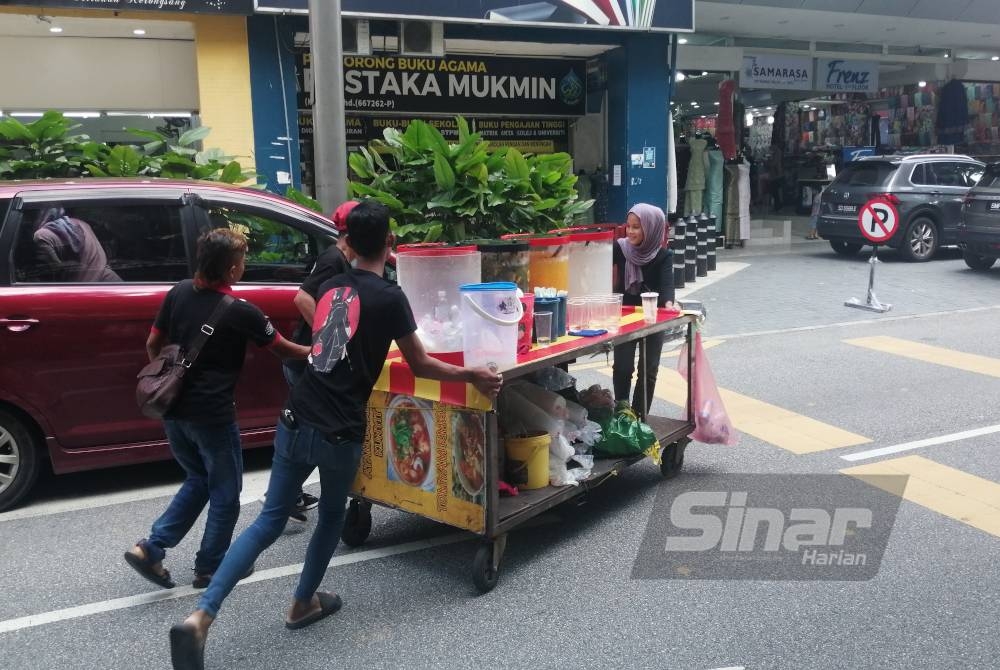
<box><xmin>0</xmin><ymin>179</ymin><xmax>352</xmax><ymax>511</ymax></box>
<box><xmin>958</xmin><ymin>162</ymin><xmax>1000</xmax><ymax>271</ymax></box>
<box><xmin>817</xmin><ymin>154</ymin><xmax>984</xmax><ymax>261</ymax></box>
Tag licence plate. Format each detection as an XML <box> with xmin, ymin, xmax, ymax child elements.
<box><xmin>835</xmin><ymin>204</ymin><xmax>857</xmax><ymax>214</ymax></box>
<box><xmin>989</xmin><ymin>202</ymin><xmax>1000</xmax><ymax>211</ymax></box>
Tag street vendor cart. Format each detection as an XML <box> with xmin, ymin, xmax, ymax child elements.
<box><xmin>340</xmin><ymin>308</ymin><xmax>698</xmax><ymax>593</ymax></box>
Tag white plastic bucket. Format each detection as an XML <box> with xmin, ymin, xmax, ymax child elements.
<box><xmin>459</xmin><ymin>282</ymin><xmax>523</xmax><ymax>369</ymax></box>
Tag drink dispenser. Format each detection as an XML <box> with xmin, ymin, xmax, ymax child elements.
<box><xmin>526</xmin><ymin>236</ymin><xmax>569</xmax><ymax>293</ymax></box>
<box><xmin>396</xmin><ymin>245</ymin><xmax>481</xmax><ymax>353</ymax></box>
<box><xmin>561</xmin><ymin>230</ymin><xmax>614</xmax><ymax>297</ymax></box>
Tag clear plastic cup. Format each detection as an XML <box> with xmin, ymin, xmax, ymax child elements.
<box><xmin>567</xmin><ymin>298</ymin><xmax>587</xmax><ymax>332</ymax></box>
<box><xmin>585</xmin><ymin>296</ymin><xmax>604</xmax><ymax>330</ymax></box>
<box><xmin>534</xmin><ymin>311</ymin><xmax>553</xmax><ymax>345</ymax></box>
<box><xmin>605</xmin><ymin>294</ymin><xmax>623</xmax><ymax>334</ymax></box>
<box><xmin>641</xmin><ymin>292</ymin><xmax>659</xmax><ymax>324</ymax></box>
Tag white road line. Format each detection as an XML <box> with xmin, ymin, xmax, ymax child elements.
<box><xmin>0</xmin><ymin>532</ymin><xmax>469</xmax><ymax>635</ymax></box>
<box><xmin>0</xmin><ymin>470</ymin><xmax>320</xmax><ymax>524</ymax></box>
<box><xmin>841</xmin><ymin>424</ymin><xmax>1000</xmax><ymax>462</ymax></box>
<box><xmin>676</xmin><ymin>261</ymin><xmax>749</xmax><ymax>299</ymax></box>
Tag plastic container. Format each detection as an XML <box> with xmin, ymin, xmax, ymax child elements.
<box><xmin>472</xmin><ymin>240</ymin><xmax>531</xmax><ymax>292</ymax></box>
<box><xmin>397</xmin><ymin>245</ymin><xmax>481</xmax><ymax>353</ymax></box>
<box><xmin>533</xmin><ymin>296</ymin><xmax>559</xmax><ymax>341</ymax></box>
<box><xmin>505</xmin><ymin>431</ymin><xmax>550</xmax><ymax>490</ymax></box>
<box><xmin>527</xmin><ymin>237</ymin><xmax>569</xmax><ymax>293</ymax></box>
<box><xmin>517</xmin><ymin>293</ymin><xmax>534</xmax><ymax>355</ymax></box>
<box><xmin>459</xmin><ymin>282</ymin><xmax>522</xmax><ymax>368</ymax></box>
<box><xmin>551</xmin><ymin>229</ymin><xmax>614</xmax><ymax>298</ymax></box>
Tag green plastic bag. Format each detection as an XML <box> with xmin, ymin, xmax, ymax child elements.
<box><xmin>593</xmin><ymin>403</ymin><xmax>662</xmax><ymax>464</ymax></box>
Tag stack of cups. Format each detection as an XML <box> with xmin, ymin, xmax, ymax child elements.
<box><xmin>604</xmin><ymin>293</ymin><xmax>623</xmax><ymax>334</ymax></box>
<box><xmin>641</xmin><ymin>292</ymin><xmax>659</xmax><ymax>324</ymax></box>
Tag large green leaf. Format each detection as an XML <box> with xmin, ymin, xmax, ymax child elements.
<box><xmin>348</xmin><ymin>151</ymin><xmax>373</xmax><ymax>179</ymax></box>
<box><xmin>178</xmin><ymin>126</ymin><xmax>212</xmax><ymax>147</ymax></box>
<box><xmin>0</xmin><ymin>117</ymin><xmax>33</xmax><ymax>142</ymax></box>
<box><xmin>433</xmin><ymin>153</ymin><xmax>456</xmax><ymax>190</ymax></box>
<box><xmin>105</xmin><ymin>144</ymin><xmax>143</xmax><ymax>176</ymax></box>
<box><xmin>219</xmin><ymin>160</ymin><xmax>244</xmax><ymax>183</ymax></box>
<box><xmin>125</xmin><ymin>128</ymin><xmax>168</xmax><ymax>143</ymax></box>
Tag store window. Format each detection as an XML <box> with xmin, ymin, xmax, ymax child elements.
<box><xmin>13</xmin><ymin>203</ymin><xmax>187</xmax><ymax>284</ymax></box>
<box><xmin>203</xmin><ymin>206</ymin><xmax>317</xmax><ymax>284</ymax></box>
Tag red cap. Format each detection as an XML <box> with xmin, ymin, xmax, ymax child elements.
<box><xmin>331</xmin><ymin>200</ymin><xmax>360</xmax><ymax>233</ymax></box>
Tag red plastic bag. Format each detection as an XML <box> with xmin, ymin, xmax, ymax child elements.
<box><xmin>678</xmin><ymin>332</ymin><xmax>739</xmax><ymax>445</ymax></box>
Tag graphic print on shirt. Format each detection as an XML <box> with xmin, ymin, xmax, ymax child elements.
<box><xmin>310</xmin><ymin>286</ymin><xmax>361</xmax><ymax>373</ymax></box>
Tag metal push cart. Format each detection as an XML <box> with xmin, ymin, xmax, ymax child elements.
<box><xmin>340</xmin><ymin>310</ymin><xmax>698</xmax><ymax>593</ymax></box>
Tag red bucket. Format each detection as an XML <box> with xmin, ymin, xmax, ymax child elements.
<box><xmin>517</xmin><ymin>293</ymin><xmax>534</xmax><ymax>355</ymax></box>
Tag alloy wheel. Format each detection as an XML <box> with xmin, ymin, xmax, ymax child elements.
<box><xmin>0</xmin><ymin>426</ymin><xmax>20</xmax><ymax>495</ymax></box>
<box><xmin>908</xmin><ymin>220</ymin><xmax>936</xmax><ymax>260</ymax></box>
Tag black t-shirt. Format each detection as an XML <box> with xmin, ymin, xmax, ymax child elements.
<box><xmin>613</xmin><ymin>243</ymin><xmax>675</xmax><ymax>307</ymax></box>
<box><xmin>287</xmin><ymin>245</ymin><xmax>350</xmax><ymax>373</ymax></box>
<box><xmin>153</xmin><ymin>280</ymin><xmax>277</xmax><ymax>423</ymax></box>
<box><xmin>290</xmin><ymin>269</ymin><xmax>417</xmax><ymax>442</ymax></box>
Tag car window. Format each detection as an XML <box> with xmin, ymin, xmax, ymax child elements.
<box><xmin>202</xmin><ymin>205</ymin><xmax>318</xmax><ymax>283</ymax></box>
<box><xmin>12</xmin><ymin>203</ymin><xmax>187</xmax><ymax>284</ymax></box>
<box><xmin>977</xmin><ymin>166</ymin><xmax>1000</xmax><ymax>189</ymax></box>
<box><xmin>833</xmin><ymin>162</ymin><xmax>897</xmax><ymax>187</ymax></box>
<box><xmin>929</xmin><ymin>162</ymin><xmax>967</xmax><ymax>187</ymax></box>
<box><xmin>910</xmin><ymin>164</ymin><xmax>930</xmax><ymax>185</ymax></box>
<box><xmin>957</xmin><ymin>164</ymin><xmax>984</xmax><ymax>187</ymax></box>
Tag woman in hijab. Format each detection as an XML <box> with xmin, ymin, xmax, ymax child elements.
<box><xmin>612</xmin><ymin>203</ymin><xmax>675</xmax><ymax>417</ymax></box>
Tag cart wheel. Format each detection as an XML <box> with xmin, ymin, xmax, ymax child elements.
<box><xmin>341</xmin><ymin>499</ymin><xmax>372</xmax><ymax>547</ymax></box>
<box><xmin>472</xmin><ymin>541</ymin><xmax>502</xmax><ymax>594</ymax></box>
<box><xmin>660</xmin><ymin>439</ymin><xmax>688</xmax><ymax>480</ymax></box>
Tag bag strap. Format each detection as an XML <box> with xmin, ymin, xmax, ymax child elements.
<box><xmin>181</xmin><ymin>294</ymin><xmax>236</xmax><ymax>368</ymax></box>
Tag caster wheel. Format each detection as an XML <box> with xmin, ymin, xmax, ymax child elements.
<box><xmin>472</xmin><ymin>542</ymin><xmax>502</xmax><ymax>593</ymax></box>
<box><xmin>660</xmin><ymin>439</ymin><xmax>688</xmax><ymax>480</ymax></box>
<box><xmin>341</xmin><ymin>499</ymin><xmax>372</xmax><ymax>547</ymax></box>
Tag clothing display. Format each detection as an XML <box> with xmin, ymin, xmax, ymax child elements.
<box><xmin>937</xmin><ymin>79</ymin><xmax>968</xmax><ymax>145</ymax></box>
<box><xmin>723</xmin><ymin>163</ymin><xmax>741</xmax><ymax>245</ymax></box>
<box><xmin>706</xmin><ymin>149</ymin><xmax>724</xmax><ymax>230</ymax></box>
<box><xmin>717</xmin><ymin>79</ymin><xmax>738</xmax><ymax>160</ymax></box>
<box><xmin>738</xmin><ymin>161</ymin><xmax>751</xmax><ymax>240</ymax></box>
<box><xmin>684</xmin><ymin>137</ymin><xmax>708</xmax><ymax>215</ymax></box>
<box><xmin>667</xmin><ymin>111</ymin><xmax>678</xmax><ymax>214</ymax></box>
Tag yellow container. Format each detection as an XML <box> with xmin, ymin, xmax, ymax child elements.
<box><xmin>504</xmin><ymin>431</ymin><xmax>550</xmax><ymax>490</ymax></box>
<box><xmin>528</xmin><ymin>239</ymin><xmax>569</xmax><ymax>292</ymax></box>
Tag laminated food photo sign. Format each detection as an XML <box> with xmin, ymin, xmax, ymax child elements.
<box><xmin>355</xmin><ymin>392</ymin><xmax>488</xmax><ymax>533</ymax></box>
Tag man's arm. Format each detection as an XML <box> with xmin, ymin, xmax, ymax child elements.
<box><xmin>396</xmin><ymin>332</ymin><xmax>503</xmax><ymax>399</ymax></box>
<box><xmin>146</xmin><ymin>329</ymin><xmax>167</xmax><ymax>362</ymax></box>
<box><xmin>293</xmin><ymin>289</ymin><xmax>317</xmax><ymax>327</ymax></box>
<box><xmin>267</xmin><ymin>335</ymin><xmax>311</xmax><ymax>361</ymax></box>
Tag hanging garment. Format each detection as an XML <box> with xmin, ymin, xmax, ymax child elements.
<box><xmin>667</xmin><ymin>111</ymin><xmax>678</xmax><ymax>214</ymax></box>
<box><xmin>738</xmin><ymin>161</ymin><xmax>751</xmax><ymax>241</ymax></box>
<box><xmin>724</xmin><ymin>163</ymin><xmax>741</xmax><ymax>244</ymax></box>
<box><xmin>717</xmin><ymin>79</ymin><xmax>738</xmax><ymax>160</ymax></box>
<box><xmin>937</xmin><ymin>79</ymin><xmax>968</xmax><ymax>145</ymax></box>
<box><xmin>705</xmin><ymin>149</ymin><xmax>724</xmax><ymax>229</ymax></box>
<box><xmin>684</xmin><ymin>137</ymin><xmax>708</xmax><ymax>215</ymax></box>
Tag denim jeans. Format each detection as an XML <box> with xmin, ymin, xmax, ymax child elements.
<box><xmin>197</xmin><ymin>418</ymin><xmax>362</xmax><ymax>618</ymax></box>
<box><xmin>146</xmin><ymin>420</ymin><xmax>243</xmax><ymax>575</ymax></box>
<box><xmin>612</xmin><ymin>332</ymin><xmax>666</xmax><ymax>416</ymax></box>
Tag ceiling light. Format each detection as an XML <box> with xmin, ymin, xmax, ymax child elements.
<box><xmin>133</xmin><ymin>28</ymin><xmax>146</xmax><ymax>36</ymax></box>
<box><xmin>919</xmin><ymin>81</ymin><xmax>927</xmax><ymax>87</ymax></box>
<box><xmin>992</xmin><ymin>56</ymin><xmax>999</xmax><ymax>61</ymax></box>
<box><xmin>713</xmin><ymin>101</ymin><xmax>719</xmax><ymax>106</ymax></box>
<box><xmin>49</xmin><ymin>26</ymin><xmax>63</xmax><ymax>33</ymax></box>
<box><xmin>675</xmin><ymin>72</ymin><xmax>686</xmax><ymax>82</ymax></box>
<box><xmin>943</xmin><ymin>53</ymin><xmax>949</xmax><ymax>58</ymax></box>
<box><xmin>767</xmin><ymin>116</ymin><xmax>775</xmax><ymax>125</ymax></box>
<box><xmin>701</xmin><ymin>71</ymin><xmax>708</xmax><ymax>76</ymax></box>
<box><xmin>678</xmin><ymin>38</ymin><xmax>688</xmax><ymax>44</ymax></box>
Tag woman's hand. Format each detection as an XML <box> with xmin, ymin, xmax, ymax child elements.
<box><xmin>468</xmin><ymin>366</ymin><xmax>504</xmax><ymax>399</ymax></box>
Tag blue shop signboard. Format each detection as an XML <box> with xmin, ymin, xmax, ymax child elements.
<box><xmin>0</xmin><ymin>0</ymin><xmax>254</xmax><ymax>12</ymax></box>
<box><xmin>254</xmin><ymin>0</ymin><xmax>694</xmax><ymax>32</ymax></box>
<box><xmin>843</xmin><ymin>146</ymin><xmax>877</xmax><ymax>163</ymax></box>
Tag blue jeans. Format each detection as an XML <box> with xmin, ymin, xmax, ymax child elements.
<box><xmin>197</xmin><ymin>418</ymin><xmax>362</xmax><ymax>618</ymax></box>
<box><xmin>146</xmin><ymin>420</ymin><xmax>243</xmax><ymax>575</ymax></box>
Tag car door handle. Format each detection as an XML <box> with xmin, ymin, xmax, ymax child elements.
<box><xmin>0</xmin><ymin>317</ymin><xmax>39</xmax><ymax>333</ymax></box>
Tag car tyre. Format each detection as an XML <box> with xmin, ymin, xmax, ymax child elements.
<box><xmin>901</xmin><ymin>217</ymin><xmax>938</xmax><ymax>262</ymax></box>
<box><xmin>0</xmin><ymin>409</ymin><xmax>42</xmax><ymax>512</ymax></box>
<box><xmin>829</xmin><ymin>239</ymin><xmax>863</xmax><ymax>256</ymax></box>
<box><xmin>963</xmin><ymin>249</ymin><xmax>997</xmax><ymax>271</ymax></box>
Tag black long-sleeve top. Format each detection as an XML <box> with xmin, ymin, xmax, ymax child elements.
<box><xmin>612</xmin><ymin>243</ymin><xmax>675</xmax><ymax>307</ymax></box>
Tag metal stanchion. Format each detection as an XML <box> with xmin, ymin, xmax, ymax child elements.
<box><xmin>707</xmin><ymin>215</ymin><xmax>718</xmax><ymax>272</ymax></box>
<box><xmin>685</xmin><ymin>214</ymin><xmax>698</xmax><ymax>283</ymax></box>
<box><xmin>672</xmin><ymin>216</ymin><xmax>686</xmax><ymax>289</ymax></box>
<box><xmin>696</xmin><ymin>213</ymin><xmax>708</xmax><ymax>277</ymax></box>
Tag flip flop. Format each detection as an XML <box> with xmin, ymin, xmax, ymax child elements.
<box><xmin>124</xmin><ymin>547</ymin><xmax>175</xmax><ymax>589</ymax></box>
<box><xmin>285</xmin><ymin>592</ymin><xmax>343</xmax><ymax>630</ymax></box>
<box><xmin>169</xmin><ymin>623</ymin><xmax>205</xmax><ymax>670</ymax></box>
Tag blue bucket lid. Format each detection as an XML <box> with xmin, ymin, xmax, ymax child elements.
<box><xmin>459</xmin><ymin>282</ymin><xmax>517</xmax><ymax>292</ymax></box>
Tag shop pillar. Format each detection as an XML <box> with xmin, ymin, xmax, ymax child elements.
<box><xmin>606</xmin><ymin>33</ymin><xmax>671</xmax><ymax>221</ymax></box>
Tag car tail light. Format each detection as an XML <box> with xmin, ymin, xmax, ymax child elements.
<box><xmin>963</xmin><ymin>193</ymin><xmax>974</xmax><ymax>207</ymax></box>
<box><xmin>874</xmin><ymin>193</ymin><xmax>901</xmax><ymax>205</ymax></box>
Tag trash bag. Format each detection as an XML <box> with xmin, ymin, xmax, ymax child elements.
<box><xmin>593</xmin><ymin>403</ymin><xmax>662</xmax><ymax>464</ymax></box>
<box><xmin>678</xmin><ymin>331</ymin><xmax>739</xmax><ymax>445</ymax></box>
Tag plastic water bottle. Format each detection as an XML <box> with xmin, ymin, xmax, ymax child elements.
<box><xmin>434</xmin><ymin>290</ymin><xmax>450</xmax><ymax>323</ymax></box>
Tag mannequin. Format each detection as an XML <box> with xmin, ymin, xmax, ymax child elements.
<box><xmin>704</xmin><ymin>135</ymin><xmax>724</xmax><ymax>230</ymax></box>
<box><xmin>684</xmin><ymin>132</ymin><xmax>709</xmax><ymax>215</ymax></box>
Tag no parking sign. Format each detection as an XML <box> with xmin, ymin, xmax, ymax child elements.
<box><xmin>857</xmin><ymin>198</ymin><xmax>899</xmax><ymax>244</ymax></box>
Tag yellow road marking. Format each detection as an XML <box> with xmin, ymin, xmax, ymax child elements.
<box><xmin>581</xmin><ymin>361</ymin><xmax>870</xmax><ymax>454</ymax></box>
<box><xmin>569</xmin><ymin>339</ymin><xmax>725</xmax><ymax>372</ymax></box>
<box><xmin>845</xmin><ymin>336</ymin><xmax>1000</xmax><ymax>379</ymax></box>
<box><xmin>842</xmin><ymin>456</ymin><xmax>1000</xmax><ymax>538</ymax></box>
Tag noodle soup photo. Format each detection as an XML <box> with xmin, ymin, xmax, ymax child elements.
<box><xmin>385</xmin><ymin>395</ymin><xmax>436</xmax><ymax>491</ymax></box>
<box><xmin>451</xmin><ymin>411</ymin><xmax>485</xmax><ymax>503</ymax></box>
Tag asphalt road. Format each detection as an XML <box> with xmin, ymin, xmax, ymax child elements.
<box><xmin>2</xmin><ymin>246</ymin><xmax>998</xmax><ymax>670</ymax></box>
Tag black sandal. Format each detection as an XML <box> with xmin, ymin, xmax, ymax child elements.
<box><xmin>169</xmin><ymin>623</ymin><xmax>205</xmax><ymax>670</ymax></box>
<box><xmin>285</xmin><ymin>592</ymin><xmax>343</xmax><ymax>630</ymax></box>
<box><xmin>123</xmin><ymin>540</ymin><xmax>175</xmax><ymax>589</ymax></box>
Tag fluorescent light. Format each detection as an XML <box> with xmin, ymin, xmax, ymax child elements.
<box><xmin>767</xmin><ymin>116</ymin><xmax>775</xmax><ymax>125</ymax></box>
<box><xmin>713</xmin><ymin>101</ymin><xmax>719</xmax><ymax>105</ymax></box>
<box><xmin>64</xmin><ymin>112</ymin><xmax>100</xmax><ymax>118</ymax></box>
<box><xmin>49</xmin><ymin>26</ymin><xmax>63</xmax><ymax>33</ymax></box>
<box><xmin>106</xmin><ymin>111</ymin><xmax>193</xmax><ymax>118</ymax></box>
<box><xmin>993</xmin><ymin>56</ymin><xmax>999</xmax><ymax>61</ymax></box>
<box><xmin>701</xmin><ymin>71</ymin><xmax>708</xmax><ymax>76</ymax></box>
<box><xmin>918</xmin><ymin>81</ymin><xmax>927</xmax><ymax>87</ymax></box>
<box><xmin>133</xmin><ymin>28</ymin><xmax>146</xmax><ymax>36</ymax></box>
<box><xmin>11</xmin><ymin>112</ymin><xmax>44</xmax><ymax>117</ymax></box>
<box><xmin>675</xmin><ymin>72</ymin><xmax>686</xmax><ymax>82</ymax></box>
<box><xmin>678</xmin><ymin>38</ymin><xmax>688</xmax><ymax>44</ymax></box>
